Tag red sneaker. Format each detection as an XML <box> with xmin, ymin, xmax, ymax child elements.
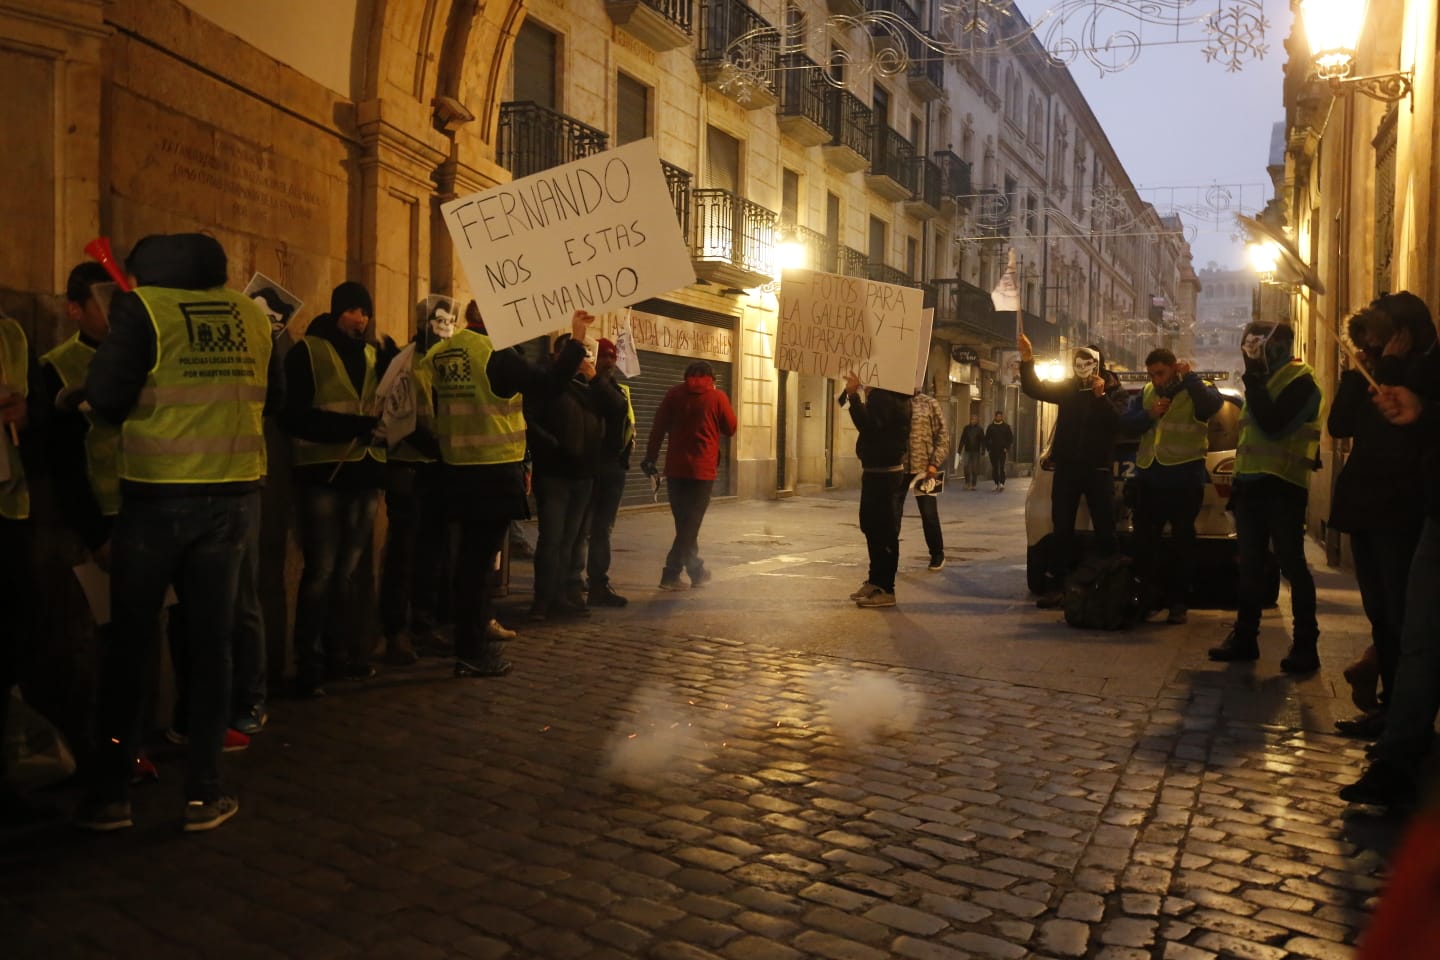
<box><xmin>132</xmin><ymin>751</ymin><xmax>160</xmax><ymax>784</ymax></box>
<box><xmin>163</xmin><ymin>729</ymin><xmax>250</xmax><ymax>752</ymax></box>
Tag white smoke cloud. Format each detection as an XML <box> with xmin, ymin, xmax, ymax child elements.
<box><xmin>812</xmin><ymin>670</ymin><xmax>924</xmax><ymax>745</ymax></box>
<box><xmin>601</xmin><ymin>686</ymin><xmax>707</xmax><ymax>788</ymax></box>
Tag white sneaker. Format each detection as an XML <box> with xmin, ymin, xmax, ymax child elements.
<box><xmin>486</xmin><ymin>618</ymin><xmax>517</xmax><ymax>641</ymax></box>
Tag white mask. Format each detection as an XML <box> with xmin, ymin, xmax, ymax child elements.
<box><xmin>1073</xmin><ymin>355</ymin><xmax>1097</xmax><ymax>380</ymax></box>
<box><xmin>1241</xmin><ymin>332</ymin><xmax>1268</xmax><ymax>359</ymax></box>
<box><xmin>429</xmin><ymin>307</ymin><xmax>458</xmax><ymax>340</ymax></box>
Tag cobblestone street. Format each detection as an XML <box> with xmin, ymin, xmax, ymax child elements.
<box><xmin>1</xmin><ymin>487</ymin><xmax>1402</xmax><ymax>958</ymax></box>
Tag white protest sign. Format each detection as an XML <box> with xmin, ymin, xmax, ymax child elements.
<box><xmin>376</xmin><ymin>343</ymin><xmax>417</xmax><ymax>448</ymax></box>
<box><xmin>914</xmin><ymin>307</ymin><xmax>935</xmax><ymax>393</ymax></box>
<box><xmin>614</xmin><ymin>307</ymin><xmax>641</xmax><ymax>378</ymax></box>
<box><xmin>441</xmin><ymin>138</ymin><xmax>695</xmax><ymax>350</ymax></box>
<box><xmin>775</xmin><ymin>269</ymin><xmax>925</xmax><ymax>393</ymax></box>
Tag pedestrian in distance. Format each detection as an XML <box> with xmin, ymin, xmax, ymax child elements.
<box><xmin>841</xmin><ymin>373</ymin><xmax>912</xmax><ymax>608</ymax></box>
<box><xmin>1117</xmin><ymin>348</ymin><xmax>1222</xmax><ymax>626</ymax></box>
<box><xmin>642</xmin><ymin>360</ymin><xmax>736</xmax><ymax>591</ymax></box>
<box><xmin>906</xmin><ymin>389</ymin><xmax>949</xmax><ymax>571</ymax></box>
<box><xmin>984</xmin><ymin>412</ymin><xmax>1013</xmax><ymax>491</ymax></box>
<box><xmin>1207</xmin><ymin>321</ymin><xmax>1324</xmax><ymax>673</ymax></box>
<box><xmin>1018</xmin><ymin>334</ymin><xmax>1127</xmax><ymax>608</ymax></box>
<box><xmin>958</xmin><ymin>414</ymin><xmax>986</xmax><ymax>490</ymax></box>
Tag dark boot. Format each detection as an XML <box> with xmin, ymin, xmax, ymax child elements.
<box><xmin>1280</xmin><ymin>639</ymin><xmax>1320</xmax><ymax>674</ymax></box>
<box><xmin>1208</xmin><ymin>628</ymin><xmax>1259</xmax><ymax>662</ymax></box>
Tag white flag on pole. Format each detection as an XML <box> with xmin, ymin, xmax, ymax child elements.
<box><xmin>615</xmin><ymin>307</ymin><xmax>641</xmax><ymax>378</ymax></box>
<box><xmin>989</xmin><ymin>249</ymin><xmax>1020</xmax><ymax>313</ymax></box>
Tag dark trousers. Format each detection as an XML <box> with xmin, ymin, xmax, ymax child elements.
<box><xmin>859</xmin><ymin>470</ymin><xmax>908</xmax><ymax>592</ymax></box>
<box><xmin>572</xmin><ymin>460</ymin><xmax>627</xmax><ymax>591</ymax></box>
<box><xmin>380</xmin><ymin>462</ymin><xmax>445</xmax><ymax>637</ymax></box>
<box><xmin>1375</xmin><ymin>518</ymin><xmax>1440</xmax><ymax>768</ymax></box>
<box><xmin>1130</xmin><ymin>481</ymin><xmax>1204</xmax><ymax>610</ymax></box>
<box><xmin>1049</xmin><ymin>464</ymin><xmax>1116</xmax><ymax>582</ymax></box>
<box><xmin>533</xmin><ymin>473</ymin><xmax>594</xmax><ymax>607</ymax></box>
<box><xmin>1234</xmin><ymin>491</ymin><xmax>1316</xmax><ymax>641</ymax></box>
<box><xmin>911</xmin><ymin>485</ymin><xmax>944</xmax><ymax>563</ymax></box>
<box><xmin>663</xmin><ymin>478</ymin><xmax>715</xmax><ymax>581</ymax></box>
<box><xmin>961</xmin><ymin>450</ymin><xmax>984</xmax><ymax>488</ymax></box>
<box><xmin>94</xmin><ymin>493</ymin><xmax>255</xmax><ymax>803</ymax></box>
<box><xmin>1350</xmin><ymin>526</ymin><xmax>1420</xmax><ymax>702</ymax></box>
<box><xmin>452</xmin><ymin>511</ymin><xmax>508</xmax><ymax>661</ymax></box>
<box><xmin>0</xmin><ymin>518</ymin><xmax>32</xmax><ymax>782</ymax></box>
<box><xmin>293</xmin><ymin>483</ymin><xmax>379</xmax><ymax>682</ymax></box>
<box><xmin>989</xmin><ymin>450</ymin><xmax>1008</xmax><ymax>485</ymax></box>
<box><xmin>170</xmin><ymin>509</ymin><xmax>265</xmax><ymax>730</ymax></box>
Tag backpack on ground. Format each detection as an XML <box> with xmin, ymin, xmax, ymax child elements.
<box><xmin>1062</xmin><ymin>554</ymin><xmax>1138</xmax><ymax>630</ymax></box>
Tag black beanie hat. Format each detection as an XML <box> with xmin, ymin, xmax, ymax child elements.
<box><xmin>330</xmin><ymin>281</ymin><xmax>373</xmax><ymax>318</ymax></box>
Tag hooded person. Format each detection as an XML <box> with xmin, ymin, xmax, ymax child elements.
<box><xmin>1208</xmin><ymin>321</ymin><xmax>1324</xmax><ymax>672</ymax></box>
<box><xmin>1017</xmin><ymin>333</ymin><xmax>1128</xmax><ymax>607</ymax></box>
<box><xmin>642</xmin><ymin>360</ymin><xmax>737</xmax><ymax>590</ymax></box>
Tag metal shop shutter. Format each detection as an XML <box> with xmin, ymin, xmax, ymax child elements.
<box><xmin>622</xmin><ymin>350</ymin><xmax>734</xmax><ymax>508</ymax></box>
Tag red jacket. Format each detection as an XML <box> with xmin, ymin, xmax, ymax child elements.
<box><xmin>645</xmin><ymin>375</ymin><xmax>737</xmax><ymax>480</ymax></box>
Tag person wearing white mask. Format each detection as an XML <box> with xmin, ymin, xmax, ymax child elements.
<box><xmin>1018</xmin><ymin>334</ymin><xmax>1127</xmax><ymax>608</ymax></box>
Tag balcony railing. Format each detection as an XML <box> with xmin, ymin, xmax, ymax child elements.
<box><xmin>783</xmin><ymin>224</ymin><xmax>835</xmax><ymax>274</ymax></box>
<box><xmin>777</xmin><ymin>52</ymin><xmax>831</xmax><ymax>145</ymax></box>
<box><xmin>867</xmin><ymin>124</ymin><xmax>918</xmax><ymax>199</ymax></box>
<box><xmin>868</xmin><ymin>0</ymin><xmax>919</xmax><ymax>47</ymax></box>
<box><xmin>697</xmin><ymin>0</ymin><xmax>778</xmax><ymax>103</ymax></box>
<box><xmin>932</xmin><ymin>277</ymin><xmax>1050</xmax><ymax>348</ymax></box>
<box><xmin>867</xmin><ymin>262</ymin><xmax>916</xmax><ymax>288</ymax></box>
<box><xmin>662</xmin><ymin>160</ymin><xmax>692</xmax><ymax>243</ymax></box>
<box><xmin>840</xmin><ymin>246</ymin><xmax>869</xmax><ymax>278</ymax></box>
<box><xmin>692</xmin><ymin>188</ymin><xmax>777</xmax><ymax>285</ymax></box>
<box><xmin>824</xmin><ymin>89</ymin><xmax>872</xmax><ymax>165</ymax></box>
<box><xmin>934</xmin><ymin>150</ymin><xmax>972</xmax><ymax>207</ymax></box>
<box><xmin>905</xmin><ymin>156</ymin><xmax>942</xmax><ymax>218</ymax></box>
<box><xmin>604</xmin><ymin>0</ymin><xmax>693</xmax><ymax>50</ymax></box>
<box><xmin>497</xmin><ymin>102</ymin><xmax>608</xmax><ymax>179</ymax></box>
<box><xmin>907</xmin><ymin>30</ymin><xmax>945</xmax><ymax>99</ymax></box>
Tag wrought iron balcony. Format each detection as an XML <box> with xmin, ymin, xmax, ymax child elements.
<box><xmin>821</xmin><ymin>90</ymin><xmax>872</xmax><ymax>173</ymax></box>
<box><xmin>662</xmin><ymin>160</ymin><xmax>692</xmax><ymax>244</ymax></box>
<box><xmin>777</xmin><ymin>53</ymin><xmax>831</xmax><ymax>146</ymax></box>
<box><xmin>605</xmin><ymin>0</ymin><xmax>693</xmax><ymax>51</ymax></box>
<box><xmin>934</xmin><ymin>150</ymin><xmax>972</xmax><ymax>214</ymax></box>
<box><xmin>840</xmin><ymin>246</ymin><xmax>869</xmax><ymax>279</ymax></box>
<box><xmin>867</xmin><ymin>262</ymin><xmax>917</xmax><ymax>288</ymax></box>
<box><xmin>691</xmin><ymin>188</ymin><xmax>778</xmax><ymax>290</ymax></box>
<box><xmin>497</xmin><ymin>102</ymin><xmax>608</xmax><ymax>180</ymax></box>
<box><xmin>780</xmin><ymin>224</ymin><xmax>836</xmax><ymax>274</ymax></box>
<box><xmin>932</xmin><ymin>277</ymin><xmax>1050</xmax><ymax>348</ymax></box>
<box><xmin>904</xmin><ymin>156</ymin><xmax>942</xmax><ymax>220</ymax></box>
<box><xmin>907</xmin><ymin>30</ymin><xmax>945</xmax><ymax>101</ymax></box>
<box><xmin>865</xmin><ymin>124</ymin><xmax>917</xmax><ymax>202</ymax></box>
<box><xmin>867</xmin><ymin>0</ymin><xmax>918</xmax><ymax>57</ymax></box>
<box><xmin>697</xmin><ymin>0</ymin><xmax>778</xmax><ymax>108</ymax></box>
<box><xmin>827</xmin><ymin>0</ymin><xmax>863</xmax><ymax>15</ymax></box>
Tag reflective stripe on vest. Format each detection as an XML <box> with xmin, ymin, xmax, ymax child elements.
<box><xmin>0</xmin><ymin>317</ymin><xmax>30</xmax><ymax>519</ymax></box>
<box><xmin>1135</xmin><ymin>381</ymin><xmax>1210</xmax><ymax>469</ymax></box>
<box><xmin>291</xmin><ymin>336</ymin><xmax>386</xmax><ymax>467</ymax></box>
<box><xmin>40</xmin><ymin>334</ymin><xmax>121</xmax><ymax>515</ymax></box>
<box><xmin>1235</xmin><ymin>361</ymin><xmax>1323</xmax><ymax>488</ymax></box>
<box><xmin>422</xmin><ymin>328</ymin><xmax>525</xmax><ymax>465</ymax></box>
<box><xmin>120</xmin><ymin>287</ymin><xmax>271</xmax><ymax>484</ymax></box>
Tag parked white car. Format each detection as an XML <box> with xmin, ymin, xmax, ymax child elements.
<box><xmin>1024</xmin><ymin>373</ymin><xmax>1279</xmax><ymax>606</ymax></box>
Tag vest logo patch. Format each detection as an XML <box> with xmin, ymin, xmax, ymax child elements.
<box><xmin>181</xmin><ymin>301</ymin><xmax>249</xmax><ymax>353</ymax></box>
<box><xmin>432</xmin><ymin>349</ymin><xmax>472</xmax><ymax>385</ymax></box>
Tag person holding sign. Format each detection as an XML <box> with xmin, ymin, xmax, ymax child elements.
<box><xmin>1019</xmin><ymin>334</ymin><xmax>1126</xmax><ymax>608</ymax></box>
<box><xmin>417</xmin><ymin>302</ymin><xmax>593</xmax><ymax>677</ymax></box>
<box><xmin>282</xmin><ymin>282</ymin><xmax>391</xmax><ymax>697</ymax></box>
<box><xmin>642</xmin><ymin>361</ymin><xmax>736</xmax><ymax>591</ymax></box>
<box><xmin>1117</xmin><ymin>348</ymin><xmax>1222</xmax><ymax>625</ymax></box>
<box><xmin>572</xmin><ymin>337</ymin><xmax>636</xmax><ymax>608</ymax></box>
<box><xmin>840</xmin><ymin>374</ymin><xmax>912</xmax><ymax>608</ymax></box>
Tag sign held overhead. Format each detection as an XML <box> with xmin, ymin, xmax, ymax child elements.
<box><xmin>775</xmin><ymin>269</ymin><xmax>926</xmax><ymax>394</ymax></box>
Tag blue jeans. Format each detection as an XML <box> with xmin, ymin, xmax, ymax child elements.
<box><xmin>533</xmin><ymin>473</ymin><xmax>593</xmax><ymax>607</ymax></box>
<box><xmin>571</xmin><ymin>461</ymin><xmax>627</xmax><ymax>591</ymax></box>
<box><xmin>94</xmin><ymin>493</ymin><xmax>256</xmax><ymax>803</ymax></box>
<box><xmin>664</xmin><ymin>478</ymin><xmax>714</xmax><ymax>581</ymax></box>
<box><xmin>293</xmin><ymin>484</ymin><xmax>379</xmax><ymax>682</ymax></box>
<box><xmin>1375</xmin><ymin>518</ymin><xmax>1440</xmax><ymax>769</ymax></box>
<box><xmin>1233</xmin><ymin>490</ymin><xmax>1316</xmax><ymax>640</ymax></box>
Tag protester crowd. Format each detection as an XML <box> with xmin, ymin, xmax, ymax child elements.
<box><xmin>1</xmin><ymin>233</ymin><xmax>1438</xmax><ymax>834</ymax></box>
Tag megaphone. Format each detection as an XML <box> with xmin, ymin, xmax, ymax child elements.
<box><xmin>84</xmin><ymin>236</ymin><xmax>132</xmax><ymax>292</ymax></box>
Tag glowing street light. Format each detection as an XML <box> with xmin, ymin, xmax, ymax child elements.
<box><xmin>1299</xmin><ymin>0</ymin><xmax>1413</xmax><ymax>104</ymax></box>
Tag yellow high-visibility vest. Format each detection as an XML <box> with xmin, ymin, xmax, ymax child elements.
<box><xmin>42</xmin><ymin>334</ymin><xmax>121</xmax><ymax>515</ymax></box>
<box><xmin>0</xmin><ymin>316</ymin><xmax>29</xmax><ymax>519</ymax></box>
<box><xmin>1235</xmin><ymin>360</ymin><xmax>1323</xmax><ymax>488</ymax></box>
<box><xmin>420</xmin><ymin>328</ymin><xmax>525</xmax><ymax>465</ymax></box>
<box><xmin>1135</xmin><ymin>380</ymin><xmax>1211</xmax><ymax>469</ymax></box>
<box><xmin>291</xmin><ymin>336</ymin><xmax>386</xmax><ymax>467</ymax></box>
<box><xmin>120</xmin><ymin>287</ymin><xmax>271</xmax><ymax>484</ymax></box>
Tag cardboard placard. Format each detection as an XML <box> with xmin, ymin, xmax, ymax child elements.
<box><xmin>775</xmin><ymin>269</ymin><xmax>925</xmax><ymax>394</ymax></box>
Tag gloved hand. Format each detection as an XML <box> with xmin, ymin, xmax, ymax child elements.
<box><xmin>640</xmin><ymin>459</ymin><xmax>659</xmax><ymax>478</ymax></box>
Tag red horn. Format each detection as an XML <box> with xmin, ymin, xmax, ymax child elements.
<box><xmin>84</xmin><ymin>236</ymin><xmax>132</xmax><ymax>292</ymax></box>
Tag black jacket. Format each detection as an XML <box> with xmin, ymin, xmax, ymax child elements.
<box><xmin>41</xmin><ymin>339</ymin><xmax>111</xmax><ymax>549</ymax></box>
<box><xmin>1019</xmin><ymin>361</ymin><xmax>1125</xmax><ymax>470</ymax></box>
<box><xmin>1328</xmin><ymin>359</ymin><xmax>1425</xmax><ymax>532</ymax></box>
<box><xmin>1389</xmin><ymin>347</ymin><xmax>1440</xmax><ymax>520</ymax></box>
<box><xmin>959</xmin><ymin>423</ymin><xmax>986</xmax><ymax>454</ymax></box>
<box><xmin>984</xmin><ymin>421</ymin><xmax>1012</xmax><ymax>454</ymax></box>
<box><xmin>528</xmin><ymin>373</ymin><xmax>613</xmax><ymax>479</ymax></box>
<box><xmin>86</xmin><ymin>234</ymin><xmax>283</xmax><ymax>498</ymax></box>
<box><xmin>842</xmin><ymin>388</ymin><xmax>912</xmax><ymax>469</ymax></box>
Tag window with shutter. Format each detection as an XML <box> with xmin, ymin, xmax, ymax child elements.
<box><xmin>514</xmin><ymin>21</ymin><xmax>558</xmax><ymax>109</ymax></box>
<box><xmin>616</xmin><ymin>73</ymin><xmax>649</xmax><ymax>145</ymax></box>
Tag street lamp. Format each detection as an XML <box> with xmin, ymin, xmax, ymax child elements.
<box><xmin>1299</xmin><ymin>0</ymin><xmax>1413</xmax><ymax>105</ymax></box>
<box><xmin>1246</xmin><ymin>240</ymin><xmax>1280</xmax><ymax>285</ymax></box>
